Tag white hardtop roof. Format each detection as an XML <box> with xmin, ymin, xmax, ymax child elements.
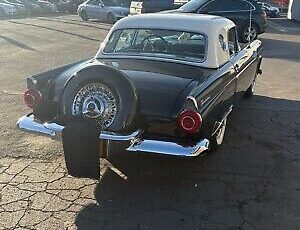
<box><xmin>97</xmin><ymin>13</ymin><xmax>237</xmax><ymax>68</ymax></box>
<box><xmin>112</xmin><ymin>13</ymin><xmax>235</xmax><ymax>35</ymax></box>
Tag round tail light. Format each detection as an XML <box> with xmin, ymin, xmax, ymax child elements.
<box><xmin>178</xmin><ymin>110</ymin><xmax>202</xmax><ymax>134</ymax></box>
<box><xmin>24</xmin><ymin>90</ymin><xmax>42</xmax><ymax>108</ymax></box>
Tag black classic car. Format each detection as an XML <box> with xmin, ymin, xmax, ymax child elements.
<box><xmin>17</xmin><ymin>14</ymin><xmax>263</xmax><ymax>179</ymax></box>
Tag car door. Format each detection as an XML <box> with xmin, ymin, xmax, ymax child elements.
<box><xmin>228</xmin><ymin>27</ymin><xmax>257</xmax><ymax>99</ymax></box>
<box><xmin>94</xmin><ymin>0</ymin><xmax>108</xmax><ymax>20</ymax></box>
<box><xmin>85</xmin><ymin>0</ymin><xmax>96</xmax><ymax>18</ymax></box>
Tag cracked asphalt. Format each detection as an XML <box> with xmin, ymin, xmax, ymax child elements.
<box><xmin>0</xmin><ymin>16</ymin><xmax>299</xmax><ymax>229</ymax></box>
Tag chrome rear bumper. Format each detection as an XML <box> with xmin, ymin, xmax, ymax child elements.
<box><xmin>16</xmin><ymin>114</ymin><xmax>209</xmax><ymax>157</ymax></box>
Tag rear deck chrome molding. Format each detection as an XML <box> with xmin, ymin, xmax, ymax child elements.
<box><xmin>16</xmin><ymin>114</ymin><xmax>209</xmax><ymax>157</ymax></box>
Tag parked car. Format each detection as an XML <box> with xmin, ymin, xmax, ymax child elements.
<box><xmin>28</xmin><ymin>0</ymin><xmax>57</xmax><ymax>12</ymax></box>
<box><xmin>129</xmin><ymin>0</ymin><xmax>180</xmax><ymax>14</ymax></box>
<box><xmin>257</xmin><ymin>1</ymin><xmax>279</xmax><ymax>17</ymax></box>
<box><xmin>0</xmin><ymin>2</ymin><xmax>17</xmax><ymax>16</ymax></box>
<box><xmin>17</xmin><ymin>0</ymin><xmax>41</xmax><ymax>14</ymax></box>
<box><xmin>166</xmin><ymin>0</ymin><xmax>267</xmax><ymax>43</ymax></box>
<box><xmin>47</xmin><ymin>0</ymin><xmax>77</xmax><ymax>13</ymax></box>
<box><xmin>17</xmin><ymin>13</ymin><xmax>263</xmax><ymax>179</ymax></box>
<box><xmin>78</xmin><ymin>0</ymin><xmax>129</xmax><ymax>23</ymax></box>
<box><xmin>0</xmin><ymin>0</ymin><xmax>26</xmax><ymax>14</ymax></box>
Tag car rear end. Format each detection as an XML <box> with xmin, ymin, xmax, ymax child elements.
<box><xmin>130</xmin><ymin>0</ymin><xmax>179</xmax><ymax>14</ymax></box>
<box><xmin>251</xmin><ymin>0</ymin><xmax>267</xmax><ymax>34</ymax></box>
<box><xmin>14</xmin><ymin>3</ymin><xmax>27</xmax><ymax>14</ymax></box>
<box><xmin>0</xmin><ymin>2</ymin><xmax>17</xmax><ymax>15</ymax></box>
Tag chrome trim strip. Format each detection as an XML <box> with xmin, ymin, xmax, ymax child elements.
<box><xmin>186</xmin><ymin>96</ymin><xmax>199</xmax><ymax>110</ymax></box>
<box><xmin>16</xmin><ymin>114</ymin><xmax>209</xmax><ymax>157</ymax></box>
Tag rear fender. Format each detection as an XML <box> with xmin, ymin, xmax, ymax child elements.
<box><xmin>187</xmin><ymin>62</ymin><xmax>237</xmax><ymax>138</ymax></box>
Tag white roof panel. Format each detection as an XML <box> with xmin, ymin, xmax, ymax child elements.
<box><xmin>113</xmin><ymin>13</ymin><xmax>235</xmax><ymax>35</ymax></box>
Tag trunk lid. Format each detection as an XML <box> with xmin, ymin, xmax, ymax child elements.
<box><xmin>100</xmin><ymin>58</ymin><xmax>210</xmax><ymax>118</ymax></box>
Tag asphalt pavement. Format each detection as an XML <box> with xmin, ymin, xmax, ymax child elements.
<box><xmin>0</xmin><ymin>16</ymin><xmax>299</xmax><ymax>229</ymax></box>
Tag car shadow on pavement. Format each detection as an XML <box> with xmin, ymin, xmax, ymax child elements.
<box><xmin>75</xmin><ymin>95</ymin><xmax>300</xmax><ymax>230</ymax></box>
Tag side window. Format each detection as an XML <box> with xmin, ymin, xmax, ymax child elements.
<box><xmin>201</xmin><ymin>0</ymin><xmax>221</xmax><ymax>12</ymax></box>
<box><xmin>201</xmin><ymin>0</ymin><xmax>234</xmax><ymax>13</ymax></box>
<box><xmin>228</xmin><ymin>27</ymin><xmax>238</xmax><ymax>56</ymax></box>
<box><xmin>114</xmin><ymin>30</ymin><xmax>135</xmax><ymax>52</ymax></box>
<box><xmin>240</xmin><ymin>0</ymin><xmax>255</xmax><ymax>10</ymax></box>
<box><xmin>226</xmin><ymin>0</ymin><xmax>255</xmax><ymax>11</ymax></box>
<box><xmin>89</xmin><ymin>0</ymin><xmax>101</xmax><ymax>5</ymax></box>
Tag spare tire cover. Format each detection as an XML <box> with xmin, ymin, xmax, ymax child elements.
<box><xmin>60</xmin><ymin>63</ymin><xmax>138</xmax><ymax>132</ymax></box>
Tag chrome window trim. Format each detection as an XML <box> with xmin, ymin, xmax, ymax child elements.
<box><xmin>98</xmin><ymin>55</ymin><xmax>209</xmax><ymax>67</ymax></box>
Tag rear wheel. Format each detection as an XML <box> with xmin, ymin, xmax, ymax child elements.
<box><xmin>245</xmin><ymin>78</ymin><xmax>256</xmax><ymax>98</ymax></box>
<box><xmin>80</xmin><ymin>10</ymin><xmax>88</xmax><ymax>21</ymax></box>
<box><xmin>209</xmin><ymin>116</ymin><xmax>227</xmax><ymax>152</ymax></box>
<box><xmin>240</xmin><ymin>23</ymin><xmax>259</xmax><ymax>43</ymax></box>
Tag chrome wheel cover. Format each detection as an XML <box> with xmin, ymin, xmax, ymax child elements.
<box><xmin>72</xmin><ymin>83</ymin><xmax>117</xmax><ymax>129</ymax></box>
<box><xmin>244</xmin><ymin>26</ymin><xmax>257</xmax><ymax>41</ymax></box>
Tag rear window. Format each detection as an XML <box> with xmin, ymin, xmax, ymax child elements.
<box><xmin>104</xmin><ymin>29</ymin><xmax>207</xmax><ymax>62</ymax></box>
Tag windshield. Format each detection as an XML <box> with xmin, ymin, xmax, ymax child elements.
<box><xmin>180</xmin><ymin>0</ymin><xmax>208</xmax><ymax>11</ymax></box>
<box><xmin>104</xmin><ymin>29</ymin><xmax>206</xmax><ymax>62</ymax></box>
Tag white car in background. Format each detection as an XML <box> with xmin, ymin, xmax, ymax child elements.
<box><xmin>257</xmin><ymin>1</ymin><xmax>280</xmax><ymax>17</ymax></box>
<box><xmin>0</xmin><ymin>2</ymin><xmax>17</xmax><ymax>16</ymax></box>
<box><xmin>78</xmin><ymin>0</ymin><xmax>129</xmax><ymax>23</ymax></box>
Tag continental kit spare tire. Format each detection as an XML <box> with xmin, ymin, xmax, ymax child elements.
<box><xmin>60</xmin><ymin>62</ymin><xmax>138</xmax><ymax>132</ymax></box>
